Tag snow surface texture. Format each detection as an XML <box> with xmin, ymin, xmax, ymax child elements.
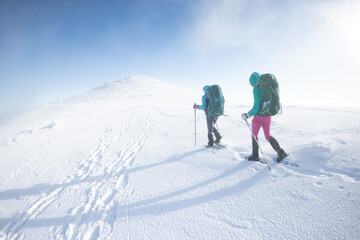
<box><xmin>0</xmin><ymin>76</ymin><xmax>359</xmax><ymax>239</ymax></box>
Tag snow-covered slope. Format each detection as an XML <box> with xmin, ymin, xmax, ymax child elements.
<box><xmin>0</xmin><ymin>76</ymin><xmax>359</xmax><ymax>239</ymax></box>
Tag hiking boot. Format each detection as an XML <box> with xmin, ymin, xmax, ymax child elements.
<box><xmin>247</xmin><ymin>154</ymin><xmax>260</xmax><ymax>161</ymax></box>
<box><xmin>269</xmin><ymin>137</ymin><xmax>288</xmax><ymax>162</ymax></box>
<box><xmin>252</xmin><ymin>138</ymin><xmax>259</xmax><ymax>154</ymax></box>
<box><xmin>276</xmin><ymin>149</ymin><xmax>289</xmax><ymax>162</ymax></box>
<box><xmin>215</xmin><ymin>132</ymin><xmax>222</xmax><ymax>143</ymax></box>
<box><xmin>247</xmin><ymin>138</ymin><xmax>260</xmax><ymax>161</ymax></box>
<box><xmin>208</xmin><ymin>133</ymin><xmax>214</xmax><ymax>147</ymax></box>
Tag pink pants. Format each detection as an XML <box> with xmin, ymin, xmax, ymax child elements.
<box><xmin>251</xmin><ymin>116</ymin><xmax>272</xmax><ymax>140</ymax></box>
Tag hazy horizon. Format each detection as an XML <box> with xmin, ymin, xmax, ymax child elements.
<box><xmin>1</xmin><ymin>0</ymin><xmax>359</xmax><ymax>123</ymax></box>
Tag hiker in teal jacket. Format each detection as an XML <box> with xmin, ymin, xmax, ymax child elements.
<box><xmin>242</xmin><ymin>72</ymin><xmax>287</xmax><ymax>162</ymax></box>
<box><xmin>194</xmin><ymin>85</ymin><xmax>222</xmax><ymax>147</ymax></box>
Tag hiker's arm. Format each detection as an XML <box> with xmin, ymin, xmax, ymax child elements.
<box><xmin>248</xmin><ymin>87</ymin><xmax>261</xmax><ymax>116</ymax></box>
<box><xmin>197</xmin><ymin>95</ymin><xmax>208</xmax><ymax>110</ymax></box>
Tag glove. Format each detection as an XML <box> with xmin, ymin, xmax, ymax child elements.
<box><xmin>193</xmin><ymin>103</ymin><xmax>199</xmax><ymax>109</ymax></box>
<box><xmin>241</xmin><ymin>113</ymin><xmax>249</xmax><ymax>120</ymax></box>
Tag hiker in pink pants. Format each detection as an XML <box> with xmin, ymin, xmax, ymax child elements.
<box><xmin>241</xmin><ymin>72</ymin><xmax>287</xmax><ymax>162</ymax></box>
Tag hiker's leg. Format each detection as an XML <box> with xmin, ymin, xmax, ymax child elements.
<box><xmin>251</xmin><ymin>116</ymin><xmax>261</xmax><ymax>139</ymax></box>
<box><xmin>206</xmin><ymin>115</ymin><xmax>215</xmax><ymax>135</ymax></box>
<box><xmin>269</xmin><ymin>136</ymin><xmax>286</xmax><ymax>160</ymax></box>
<box><xmin>262</xmin><ymin>116</ymin><xmax>272</xmax><ymax>141</ymax></box>
<box><xmin>211</xmin><ymin>117</ymin><xmax>222</xmax><ymax>142</ymax></box>
<box><xmin>206</xmin><ymin>115</ymin><xmax>215</xmax><ymax>146</ymax></box>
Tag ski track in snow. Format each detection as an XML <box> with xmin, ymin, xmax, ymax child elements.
<box><xmin>1</xmin><ymin>108</ymin><xmax>155</xmax><ymax>240</ymax></box>
<box><xmin>0</xmin><ymin>138</ymin><xmax>53</xmax><ymax>187</ymax></box>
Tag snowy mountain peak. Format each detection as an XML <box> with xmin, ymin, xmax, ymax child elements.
<box><xmin>86</xmin><ymin>75</ymin><xmax>193</xmax><ymax>101</ymax></box>
<box><xmin>90</xmin><ymin>76</ymin><xmax>170</xmax><ymax>94</ymax></box>
<box><xmin>91</xmin><ymin>75</ymin><xmax>158</xmax><ymax>90</ymax></box>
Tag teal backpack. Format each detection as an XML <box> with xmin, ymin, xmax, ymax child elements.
<box><xmin>258</xmin><ymin>74</ymin><xmax>281</xmax><ymax>116</ymax></box>
<box><xmin>207</xmin><ymin>85</ymin><xmax>225</xmax><ymax>117</ymax></box>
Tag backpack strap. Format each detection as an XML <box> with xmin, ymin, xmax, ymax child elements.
<box><xmin>205</xmin><ymin>98</ymin><xmax>209</xmax><ymax>112</ymax></box>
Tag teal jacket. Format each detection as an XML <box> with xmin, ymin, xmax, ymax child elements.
<box><xmin>248</xmin><ymin>72</ymin><xmax>263</xmax><ymax>117</ymax></box>
<box><xmin>198</xmin><ymin>85</ymin><xmax>210</xmax><ymax>115</ymax></box>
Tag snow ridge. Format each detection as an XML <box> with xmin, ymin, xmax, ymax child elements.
<box><xmin>0</xmin><ymin>76</ymin><xmax>359</xmax><ymax>239</ymax></box>
<box><xmin>88</xmin><ymin>76</ymin><xmax>185</xmax><ymax>100</ymax></box>
<box><xmin>91</xmin><ymin>76</ymin><xmax>163</xmax><ymax>91</ymax></box>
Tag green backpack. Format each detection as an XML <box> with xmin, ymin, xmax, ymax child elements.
<box><xmin>258</xmin><ymin>74</ymin><xmax>281</xmax><ymax>116</ymax></box>
<box><xmin>207</xmin><ymin>85</ymin><xmax>225</xmax><ymax>117</ymax></box>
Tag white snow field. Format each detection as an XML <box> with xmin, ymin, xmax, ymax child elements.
<box><xmin>0</xmin><ymin>76</ymin><xmax>359</xmax><ymax>240</ymax></box>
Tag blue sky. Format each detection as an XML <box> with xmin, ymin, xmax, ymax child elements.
<box><xmin>1</xmin><ymin>0</ymin><xmax>360</xmax><ymax>123</ymax></box>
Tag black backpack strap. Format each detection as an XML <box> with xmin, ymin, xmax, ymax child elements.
<box><xmin>205</xmin><ymin>98</ymin><xmax>209</xmax><ymax>112</ymax></box>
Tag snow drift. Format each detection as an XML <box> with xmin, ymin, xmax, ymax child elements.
<box><xmin>0</xmin><ymin>76</ymin><xmax>359</xmax><ymax>239</ymax></box>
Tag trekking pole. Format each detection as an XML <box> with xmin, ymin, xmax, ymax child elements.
<box><xmin>194</xmin><ymin>103</ymin><xmax>197</xmax><ymax>146</ymax></box>
<box><xmin>245</xmin><ymin>118</ymin><xmax>271</xmax><ymax>172</ymax></box>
